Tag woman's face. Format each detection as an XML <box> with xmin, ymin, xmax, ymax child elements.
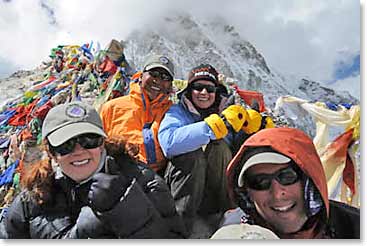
<box><xmin>51</xmin><ymin>142</ymin><xmax>104</xmax><ymax>183</ymax></box>
<box><xmin>190</xmin><ymin>80</ymin><xmax>216</xmax><ymax>109</ymax></box>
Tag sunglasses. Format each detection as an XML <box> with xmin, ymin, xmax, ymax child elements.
<box><xmin>49</xmin><ymin>133</ymin><xmax>104</xmax><ymax>156</ymax></box>
<box><xmin>146</xmin><ymin>70</ymin><xmax>173</xmax><ymax>81</ymax></box>
<box><xmin>191</xmin><ymin>83</ymin><xmax>216</xmax><ymax>93</ymax></box>
<box><xmin>244</xmin><ymin>166</ymin><xmax>301</xmax><ymax>191</ymax></box>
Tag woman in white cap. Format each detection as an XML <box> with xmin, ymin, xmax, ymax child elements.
<box><xmin>2</xmin><ymin>101</ymin><xmax>186</xmax><ymax>239</ymax></box>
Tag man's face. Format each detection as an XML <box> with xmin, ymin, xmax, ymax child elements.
<box><xmin>246</xmin><ymin>163</ymin><xmax>308</xmax><ymax>234</ymax></box>
<box><xmin>141</xmin><ymin>68</ymin><xmax>173</xmax><ymax>101</ymax></box>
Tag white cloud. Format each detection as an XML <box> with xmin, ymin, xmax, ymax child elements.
<box><xmin>0</xmin><ymin>0</ymin><xmax>361</xmax><ymax>86</ymax></box>
<box><xmin>332</xmin><ymin>75</ymin><xmax>361</xmax><ymax>99</ymax></box>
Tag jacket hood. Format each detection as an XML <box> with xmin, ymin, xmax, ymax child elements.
<box><xmin>226</xmin><ymin>127</ymin><xmax>329</xmax><ymax>217</ymax></box>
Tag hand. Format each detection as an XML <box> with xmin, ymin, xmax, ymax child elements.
<box><xmin>204</xmin><ymin>114</ymin><xmax>228</xmax><ymax>140</ymax></box>
<box><xmin>242</xmin><ymin>109</ymin><xmax>262</xmax><ymax>134</ymax></box>
<box><xmin>88</xmin><ymin>157</ymin><xmax>129</xmax><ymax>212</ymax></box>
<box><xmin>221</xmin><ymin>105</ymin><xmax>247</xmax><ymax>132</ymax></box>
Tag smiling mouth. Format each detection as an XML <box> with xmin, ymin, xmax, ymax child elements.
<box><xmin>72</xmin><ymin>159</ymin><xmax>89</xmax><ymax>166</ymax></box>
<box><xmin>150</xmin><ymin>86</ymin><xmax>161</xmax><ymax>92</ymax></box>
<box><xmin>271</xmin><ymin>203</ymin><xmax>296</xmax><ymax>212</ymax></box>
<box><xmin>197</xmin><ymin>97</ymin><xmax>209</xmax><ymax>101</ymax></box>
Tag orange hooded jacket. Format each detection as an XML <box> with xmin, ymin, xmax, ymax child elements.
<box><xmin>226</xmin><ymin>127</ymin><xmax>331</xmax><ymax>239</ymax></box>
<box><xmin>100</xmin><ymin>82</ymin><xmax>172</xmax><ymax>172</ymax></box>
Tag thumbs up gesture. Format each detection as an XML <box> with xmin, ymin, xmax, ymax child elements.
<box><xmin>88</xmin><ymin>156</ymin><xmax>129</xmax><ymax>212</ymax></box>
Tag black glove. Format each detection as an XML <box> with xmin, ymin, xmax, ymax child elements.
<box><xmin>88</xmin><ymin>156</ymin><xmax>130</xmax><ymax>212</ymax></box>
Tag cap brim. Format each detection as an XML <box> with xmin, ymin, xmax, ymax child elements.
<box><xmin>144</xmin><ymin>64</ymin><xmax>174</xmax><ymax>78</ymax></box>
<box><xmin>237</xmin><ymin>152</ymin><xmax>291</xmax><ymax>187</ymax></box>
<box><xmin>47</xmin><ymin>122</ymin><xmax>107</xmax><ymax>146</ymax></box>
<box><xmin>211</xmin><ymin>224</ymin><xmax>279</xmax><ymax>239</ymax></box>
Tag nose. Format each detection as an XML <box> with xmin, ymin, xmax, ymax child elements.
<box><xmin>199</xmin><ymin>88</ymin><xmax>208</xmax><ymax>93</ymax></box>
<box><xmin>269</xmin><ymin>179</ymin><xmax>286</xmax><ymax>199</ymax></box>
<box><xmin>71</xmin><ymin>143</ymin><xmax>85</xmax><ymax>154</ymax></box>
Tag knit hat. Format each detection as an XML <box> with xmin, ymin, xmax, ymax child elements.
<box><xmin>143</xmin><ymin>54</ymin><xmax>174</xmax><ymax>78</ymax></box>
<box><xmin>187</xmin><ymin>64</ymin><xmax>219</xmax><ymax>85</ymax></box>
<box><xmin>42</xmin><ymin>101</ymin><xmax>106</xmax><ymax>146</ymax></box>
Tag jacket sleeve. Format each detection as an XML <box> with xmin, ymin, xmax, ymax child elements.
<box><xmin>3</xmin><ymin>194</ymin><xmax>30</xmax><ymax>238</ymax></box>
<box><xmin>4</xmin><ymin>192</ymin><xmax>112</xmax><ymax>239</ymax></box>
<box><xmin>158</xmin><ymin>105</ymin><xmax>215</xmax><ymax>158</ymax></box>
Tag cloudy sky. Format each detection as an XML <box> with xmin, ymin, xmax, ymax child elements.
<box><xmin>0</xmin><ymin>0</ymin><xmax>362</xmax><ymax>92</ymax></box>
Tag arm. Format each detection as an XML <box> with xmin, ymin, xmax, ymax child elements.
<box><xmin>4</xmin><ymin>192</ymin><xmax>112</xmax><ymax>239</ymax></box>
<box><xmin>88</xmin><ymin>157</ymin><xmax>185</xmax><ymax>238</ymax></box>
<box><xmin>158</xmin><ymin>106</ymin><xmax>215</xmax><ymax>158</ymax></box>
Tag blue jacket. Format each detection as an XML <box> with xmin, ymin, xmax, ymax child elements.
<box><xmin>159</xmin><ymin>94</ymin><xmax>238</xmax><ymax>159</ymax></box>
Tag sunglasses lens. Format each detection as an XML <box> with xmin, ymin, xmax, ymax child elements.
<box><xmin>148</xmin><ymin>70</ymin><xmax>172</xmax><ymax>81</ymax></box>
<box><xmin>50</xmin><ymin>134</ymin><xmax>103</xmax><ymax>156</ymax></box>
<box><xmin>245</xmin><ymin>166</ymin><xmax>300</xmax><ymax>191</ymax></box>
<box><xmin>50</xmin><ymin>139</ymin><xmax>76</xmax><ymax>156</ymax></box>
<box><xmin>277</xmin><ymin>168</ymin><xmax>299</xmax><ymax>185</ymax></box>
<box><xmin>192</xmin><ymin>84</ymin><xmax>216</xmax><ymax>93</ymax></box>
<box><xmin>246</xmin><ymin>174</ymin><xmax>272</xmax><ymax>190</ymax></box>
<box><xmin>79</xmin><ymin>134</ymin><xmax>104</xmax><ymax>149</ymax></box>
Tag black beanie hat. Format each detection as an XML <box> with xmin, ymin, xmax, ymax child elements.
<box><xmin>187</xmin><ymin>64</ymin><xmax>219</xmax><ymax>85</ymax></box>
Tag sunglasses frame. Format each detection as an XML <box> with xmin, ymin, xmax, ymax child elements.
<box><xmin>146</xmin><ymin>70</ymin><xmax>173</xmax><ymax>81</ymax></box>
<box><xmin>244</xmin><ymin>165</ymin><xmax>301</xmax><ymax>191</ymax></box>
<box><xmin>191</xmin><ymin>83</ymin><xmax>217</xmax><ymax>93</ymax></box>
<box><xmin>49</xmin><ymin>133</ymin><xmax>104</xmax><ymax>156</ymax></box>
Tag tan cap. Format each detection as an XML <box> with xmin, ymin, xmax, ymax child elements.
<box><xmin>211</xmin><ymin>224</ymin><xmax>279</xmax><ymax>239</ymax></box>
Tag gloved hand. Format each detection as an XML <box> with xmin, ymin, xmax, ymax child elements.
<box><xmin>221</xmin><ymin>105</ymin><xmax>248</xmax><ymax>132</ymax></box>
<box><xmin>50</xmin><ymin>90</ymin><xmax>68</xmax><ymax>105</ymax></box>
<box><xmin>88</xmin><ymin>156</ymin><xmax>130</xmax><ymax>212</ymax></box>
<box><xmin>263</xmin><ymin>116</ymin><xmax>275</xmax><ymax>129</ymax></box>
<box><xmin>204</xmin><ymin>114</ymin><xmax>228</xmax><ymax>139</ymax></box>
<box><xmin>242</xmin><ymin>109</ymin><xmax>275</xmax><ymax>134</ymax></box>
<box><xmin>242</xmin><ymin>109</ymin><xmax>262</xmax><ymax>134</ymax></box>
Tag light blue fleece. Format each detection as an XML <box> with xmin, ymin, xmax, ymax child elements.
<box><xmin>158</xmin><ymin>103</ymin><xmax>216</xmax><ymax>159</ymax></box>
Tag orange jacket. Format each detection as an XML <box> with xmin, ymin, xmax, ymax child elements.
<box><xmin>227</xmin><ymin>127</ymin><xmax>329</xmax><ymax>217</ymax></box>
<box><xmin>100</xmin><ymin>82</ymin><xmax>172</xmax><ymax>171</ymax></box>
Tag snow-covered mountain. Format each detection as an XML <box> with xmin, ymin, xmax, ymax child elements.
<box><xmin>0</xmin><ymin>14</ymin><xmax>359</xmax><ymax>137</ymax></box>
<box><xmin>124</xmin><ymin>15</ymin><xmax>358</xmax><ymax>106</ymax></box>
<box><xmin>122</xmin><ymin>14</ymin><xmax>358</xmax><ymax>136</ymax></box>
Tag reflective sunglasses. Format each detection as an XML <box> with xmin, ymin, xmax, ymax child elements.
<box><xmin>49</xmin><ymin>133</ymin><xmax>104</xmax><ymax>156</ymax></box>
<box><xmin>191</xmin><ymin>83</ymin><xmax>216</xmax><ymax>93</ymax></box>
<box><xmin>146</xmin><ymin>70</ymin><xmax>173</xmax><ymax>81</ymax></box>
<box><xmin>244</xmin><ymin>166</ymin><xmax>301</xmax><ymax>191</ymax></box>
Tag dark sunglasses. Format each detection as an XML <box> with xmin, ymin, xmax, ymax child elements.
<box><xmin>146</xmin><ymin>70</ymin><xmax>173</xmax><ymax>81</ymax></box>
<box><xmin>244</xmin><ymin>166</ymin><xmax>301</xmax><ymax>191</ymax></box>
<box><xmin>49</xmin><ymin>133</ymin><xmax>104</xmax><ymax>156</ymax></box>
<box><xmin>191</xmin><ymin>83</ymin><xmax>216</xmax><ymax>93</ymax></box>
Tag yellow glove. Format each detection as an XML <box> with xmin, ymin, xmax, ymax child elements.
<box><xmin>264</xmin><ymin>116</ymin><xmax>275</xmax><ymax>129</ymax></box>
<box><xmin>204</xmin><ymin>114</ymin><xmax>228</xmax><ymax>139</ymax></box>
<box><xmin>221</xmin><ymin>105</ymin><xmax>248</xmax><ymax>132</ymax></box>
<box><xmin>242</xmin><ymin>109</ymin><xmax>262</xmax><ymax>134</ymax></box>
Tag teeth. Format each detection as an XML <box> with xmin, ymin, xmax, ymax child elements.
<box><xmin>151</xmin><ymin>86</ymin><xmax>161</xmax><ymax>91</ymax></box>
<box><xmin>72</xmin><ymin>159</ymin><xmax>89</xmax><ymax>166</ymax></box>
<box><xmin>198</xmin><ymin>98</ymin><xmax>209</xmax><ymax>101</ymax></box>
<box><xmin>272</xmin><ymin>204</ymin><xmax>293</xmax><ymax>212</ymax></box>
